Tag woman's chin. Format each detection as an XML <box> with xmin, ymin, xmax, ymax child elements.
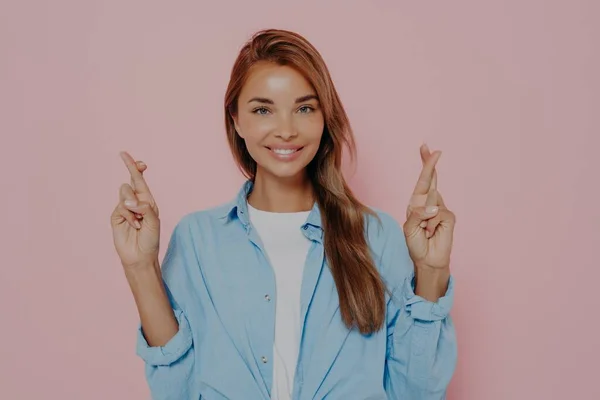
<box><xmin>260</xmin><ymin>163</ymin><xmax>308</xmax><ymax>181</ymax></box>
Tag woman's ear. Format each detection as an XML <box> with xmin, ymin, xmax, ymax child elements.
<box><xmin>231</xmin><ymin>113</ymin><xmax>244</xmax><ymax>139</ymax></box>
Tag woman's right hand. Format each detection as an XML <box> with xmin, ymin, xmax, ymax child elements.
<box><xmin>111</xmin><ymin>151</ymin><xmax>161</xmax><ymax>271</ymax></box>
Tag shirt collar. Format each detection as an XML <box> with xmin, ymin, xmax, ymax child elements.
<box><xmin>218</xmin><ymin>180</ymin><xmax>323</xmax><ymax>230</ymax></box>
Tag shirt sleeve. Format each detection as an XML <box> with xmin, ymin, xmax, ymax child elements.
<box><xmin>377</xmin><ymin>212</ymin><xmax>458</xmax><ymax>399</ymax></box>
<box><xmin>134</xmin><ymin>217</ymin><xmax>197</xmax><ymax>399</ymax></box>
<box><xmin>135</xmin><ymin>303</ymin><xmax>193</xmax><ymax>366</ymax></box>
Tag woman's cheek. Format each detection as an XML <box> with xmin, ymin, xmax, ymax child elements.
<box><xmin>300</xmin><ymin>118</ymin><xmax>325</xmax><ymax>140</ymax></box>
<box><xmin>246</xmin><ymin>119</ymin><xmax>275</xmax><ymax>140</ymax></box>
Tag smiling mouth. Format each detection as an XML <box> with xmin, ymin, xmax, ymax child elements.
<box><xmin>266</xmin><ymin>147</ymin><xmax>304</xmax><ymax>155</ymax></box>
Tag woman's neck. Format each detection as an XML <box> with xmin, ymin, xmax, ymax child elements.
<box><xmin>247</xmin><ymin>171</ymin><xmax>314</xmax><ymax>213</ymax></box>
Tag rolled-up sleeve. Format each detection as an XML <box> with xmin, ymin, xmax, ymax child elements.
<box><xmin>134</xmin><ymin>217</ymin><xmax>197</xmax><ymax>400</ymax></box>
<box><xmin>377</xmin><ymin>212</ymin><xmax>457</xmax><ymax>399</ymax></box>
<box><xmin>136</xmin><ymin>308</ymin><xmax>193</xmax><ymax>366</ymax></box>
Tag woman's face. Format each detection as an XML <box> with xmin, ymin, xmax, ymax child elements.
<box><xmin>233</xmin><ymin>62</ymin><xmax>325</xmax><ymax>181</ymax></box>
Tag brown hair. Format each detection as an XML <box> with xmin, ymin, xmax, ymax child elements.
<box><xmin>224</xmin><ymin>29</ymin><xmax>385</xmax><ymax>334</ymax></box>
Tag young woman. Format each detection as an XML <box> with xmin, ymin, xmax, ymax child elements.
<box><xmin>111</xmin><ymin>29</ymin><xmax>457</xmax><ymax>400</ymax></box>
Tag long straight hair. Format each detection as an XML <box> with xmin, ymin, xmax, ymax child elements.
<box><xmin>224</xmin><ymin>29</ymin><xmax>385</xmax><ymax>334</ymax></box>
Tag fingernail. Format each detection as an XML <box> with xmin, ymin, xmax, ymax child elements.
<box><xmin>426</xmin><ymin>206</ymin><xmax>439</xmax><ymax>214</ymax></box>
<box><xmin>420</xmin><ymin>221</ymin><xmax>427</xmax><ymax>228</ymax></box>
<box><xmin>134</xmin><ymin>220</ymin><xmax>141</xmax><ymax>229</ymax></box>
<box><xmin>125</xmin><ymin>200</ymin><xmax>137</xmax><ymax>207</ymax></box>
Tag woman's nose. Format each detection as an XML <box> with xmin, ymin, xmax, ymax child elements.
<box><xmin>275</xmin><ymin>116</ymin><xmax>298</xmax><ymax>140</ymax></box>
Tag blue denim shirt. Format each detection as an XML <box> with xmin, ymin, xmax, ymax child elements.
<box><xmin>136</xmin><ymin>180</ymin><xmax>457</xmax><ymax>400</ymax></box>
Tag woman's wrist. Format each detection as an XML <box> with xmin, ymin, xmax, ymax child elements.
<box><xmin>124</xmin><ymin>258</ymin><xmax>160</xmax><ymax>278</ymax></box>
<box><xmin>414</xmin><ymin>265</ymin><xmax>450</xmax><ymax>302</ymax></box>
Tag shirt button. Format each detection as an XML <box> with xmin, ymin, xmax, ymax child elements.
<box><xmin>303</xmin><ymin>225</ymin><xmax>308</xmax><ymax>230</ymax></box>
<box><xmin>261</xmin><ymin>356</ymin><xmax>268</xmax><ymax>363</ymax></box>
<box><xmin>264</xmin><ymin>294</ymin><xmax>271</xmax><ymax>302</ymax></box>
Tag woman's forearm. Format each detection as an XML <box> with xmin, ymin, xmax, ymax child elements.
<box><xmin>125</xmin><ymin>261</ymin><xmax>179</xmax><ymax>347</ymax></box>
<box><xmin>414</xmin><ymin>266</ymin><xmax>450</xmax><ymax>302</ymax></box>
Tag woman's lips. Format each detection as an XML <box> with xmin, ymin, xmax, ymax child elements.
<box><xmin>266</xmin><ymin>146</ymin><xmax>305</xmax><ymax>161</ymax></box>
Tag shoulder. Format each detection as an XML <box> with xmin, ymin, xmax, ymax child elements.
<box><xmin>170</xmin><ymin>201</ymin><xmax>234</xmax><ymax>239</ymax></box>
<box><xmin>363</xmin><ymin>206</ymin><xmax>412</xmax><ymax>285</ymax></box>
<box><xmin>364</xmin><ymin>206</ymin><xmax>405</xmax><ymax>250</ymax></box>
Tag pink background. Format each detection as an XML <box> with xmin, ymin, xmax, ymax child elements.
<box><xmin>1</xmin><ymin>0</ymin><xmax>598</xmax><ymax>399</ymax></box>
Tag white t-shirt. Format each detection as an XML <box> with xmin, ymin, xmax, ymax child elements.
<box><xmin>247</xmin><ymin>203</ymin><xmax>312</xmax><ymax>400</ymax></box>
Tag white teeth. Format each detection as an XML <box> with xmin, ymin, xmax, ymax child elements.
<box><xmin>272</xmin><ymin>148</ymin><xmax>298</xmax><ymax>155</ymax></box>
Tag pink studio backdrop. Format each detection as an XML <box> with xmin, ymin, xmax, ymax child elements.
<box><xmin>1</xmin><ymin>1</ymin><xmax>598</xmax><ymax>399</ymax></box>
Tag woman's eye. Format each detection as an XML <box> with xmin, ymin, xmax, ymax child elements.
<box><xmin>298</xmin><ymin>106</ymin><xmax>313</xmax><ymax>114</ymax></box>
<box><xmin>253</xmin><ymin>107</ymin><xmax>270</xmax><ymax>115</ymax></box>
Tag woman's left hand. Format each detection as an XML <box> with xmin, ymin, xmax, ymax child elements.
<box><xmin>403</xmin><ymin>144</ymin><xmax>456</xmax><ymax>270</ymax></box>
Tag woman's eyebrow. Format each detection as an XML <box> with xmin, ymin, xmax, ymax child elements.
<box><xmin>295</xmin><ymin>94</ymin><xmax>318</xmax><ymax>103</ymax></box>
<box><xmin>247</xmin><ymin>97</ymin><xmax>273</xmax><ymax>104</ymax></box>
<box><xmin>247</xmin><ymin>94</ymin><xmax>319</xmax><ymax>104</ymax></box>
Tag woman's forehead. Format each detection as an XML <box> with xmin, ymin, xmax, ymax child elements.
<box><xmin>240</xmin><ymin>63</ymin><xmax>316</xmax><ymax>102</ymax></box>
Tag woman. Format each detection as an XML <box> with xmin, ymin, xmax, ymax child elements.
<box><xmin>111</xmin><ymin>29</ymin><xmax>457</xmax><ymax>400</ymax></box>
